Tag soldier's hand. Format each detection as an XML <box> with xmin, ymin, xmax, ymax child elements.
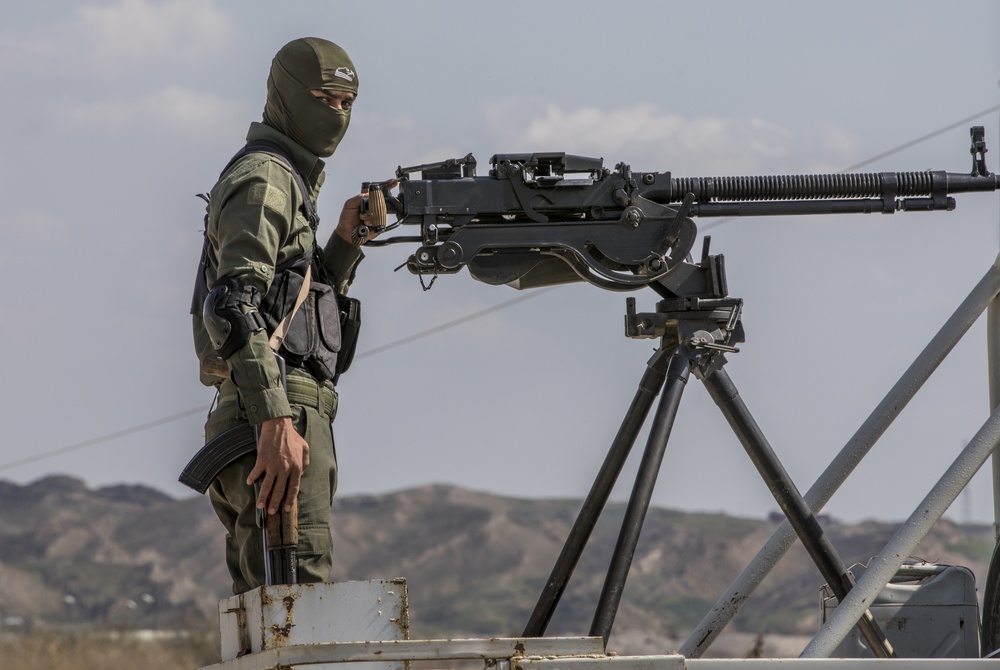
<box><xmin>335</xmin><ymin>193</ymin><xmax>376</xmax><ymax>246</ymax></box>
<box><xmin>247</xmin><ymin>416</ymin><xmax>310</xmax><ymax>515</ymax></box>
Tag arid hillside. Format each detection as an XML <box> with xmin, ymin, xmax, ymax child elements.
<box><xmin>0</xmin><ymin>476</ymin><xmax>993</xmax><ymax>652</ymax></box>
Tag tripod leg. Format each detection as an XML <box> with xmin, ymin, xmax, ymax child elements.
<box><xmin>522</xmin><ymin>348</ymin><xmax>673</xmax><ymax>637</ymax></box>
<box><xmin>590</xmin><ymin>353</ymin><xmax>691</xmax><ymax>644</ymax></box>
<box><xmin>701</xmin><ymin>366</ymin><xmax>895</xmax><ymax>658</ymax></box>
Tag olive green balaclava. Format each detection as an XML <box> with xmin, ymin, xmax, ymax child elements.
<box><xmin>263</xmin><ymin>37</ymin><xmax>359</xmax><ymax>158</ymax></box>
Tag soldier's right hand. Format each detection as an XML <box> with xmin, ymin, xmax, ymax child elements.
<box><xmin>335</xmin><ymin>193</ymin><xmax>378</xmax><ymax>246</ymax></box>
<box><xmin>247</xmin><ymin>416</ymin><xmax>310</xmax><ymax>516</ymax></box>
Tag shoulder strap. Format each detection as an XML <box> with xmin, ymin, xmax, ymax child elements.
<box><xmin>268</xmin><ymin>264</ymin><xmax>311</xmax><ymax>352</ymax></box>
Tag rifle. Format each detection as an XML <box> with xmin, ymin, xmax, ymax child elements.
<box><xmin>180</xmin><ymin>353</ymin><xmax>298</xmax><ymax>585</ymax></box>
<box><xmin>358</xmin><ymin>127</ymin><xmax>998</xmax><ymax>654</ymax></box>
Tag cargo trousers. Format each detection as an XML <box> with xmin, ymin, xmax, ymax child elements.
<box><xmin>206</xmin><ymin>369</ymin><xmax>339</xmax><ymax>594</ymax></box>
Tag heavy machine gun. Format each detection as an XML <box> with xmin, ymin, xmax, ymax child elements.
<box><xmin>357</xmin><ymin>127</ymin><xmax>1000</xmax><ymax>658</ymax></box>
<box><xmin>364</xmin><ymin>126</ymin><xmax>996</xmax><ymax>298</ymax></box>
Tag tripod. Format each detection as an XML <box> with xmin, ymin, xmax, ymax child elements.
<box><xmin>520</xmin><ymin>250</ymin><xmax>895</xmax><ymax>658</ymax></box>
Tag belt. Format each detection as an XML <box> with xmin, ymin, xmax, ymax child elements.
<box><xmin>286</xmin><ymin>371</ymin><xmax>338</xmax><ymax>417</ymax></box>
<box><xmin>217</xmin><ymin>372</ymin><xmax>338</xmax><ymax>418</ymax></box>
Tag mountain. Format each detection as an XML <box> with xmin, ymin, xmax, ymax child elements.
<box><xmin>0</xmin><ymin>476</ymin><xmax>994</xmax><ymax>651</ymax></box>
<box><xmin>0</xmin><ymin>476</ymin><xmax>227</xmax><ymax>630</ymax></box>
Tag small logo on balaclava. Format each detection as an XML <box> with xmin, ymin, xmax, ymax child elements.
<box><xmin>335</xmin><ymin>67</ymin><xmax>355</xmax><ymax>82</ymax></box>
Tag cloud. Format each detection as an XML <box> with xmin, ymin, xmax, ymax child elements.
<box><xmin>488</xmin><ymin>103</ymin><xmax>865</xmax><ymax>176</ymax></box>
<box><xmin>49</xmin><ymin>86</ymin><xmax>247</xmax><ymax>137</ymax></box>
<box><xmin>808</xmin><ymin>123</ymin><xmax>867</xmax><ymax>172</ymax></box>
<box><xmin>0</xmin><ymin>0</ymin><xmax>232</xmax><ymax>79</ymax></box>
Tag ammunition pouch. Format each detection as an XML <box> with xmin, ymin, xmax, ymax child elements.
<box><xmin>334</xmin><ymin>294</ymin><xmax>361</xmax><ymax>383</ymax></box>
<box><xmin>259</xmin><ymin>254</ymin><xmax>340</xmax><ymax>382</ymax></box>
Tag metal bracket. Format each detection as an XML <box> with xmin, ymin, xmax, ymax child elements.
<box><xmin>972</xmin><ymin>125</ymin><xmax>991</xmax><ymax>177</ymax></box>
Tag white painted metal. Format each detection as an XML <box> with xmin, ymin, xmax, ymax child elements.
<box><xmin>215</xmin><ymin>580</ymin><xmax>408</xmax><ymax>670</ymax></box>
<box><xmin>803</xmin><ymin>404</ymin><xmax>1000</xmax><ymax>657</ymax></box>
<box><xmin>197</xmin><ymin>635</ymin><xmax>1000</xmax><ymax>670</ymax></box>
<box><xmin>987</xmin><ymin>293</ymin><xmax>1000</xmax><ymax>539</ymax></box>
<box><xmin>518</xmin><ymin>655</ymin><xmax>687</xmax><ymax>670</ymax></box>
<box><xmin>198</xmin><ymin>637</ymin><xmax>606</xmax><ymax>670</ymax></box>
<box><xmin>820</xmin><ymin>564</ymin><xmax>980</xmax><ymax>658</ymax></box>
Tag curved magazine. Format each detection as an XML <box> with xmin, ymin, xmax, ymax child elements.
<box><xmin>178</xmin><ymin>422</ymin><xmax>256</xmax><ymax>494</ymax></box>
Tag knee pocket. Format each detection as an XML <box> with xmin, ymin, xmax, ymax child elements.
<box><xmin>296</xmin><ymin>523</ymin><xmax>332</xmax><ymax>558</ymax></box>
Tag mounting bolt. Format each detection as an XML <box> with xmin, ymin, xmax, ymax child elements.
<box><xmin>624</xmin><ymin>207</ymin><xmax>643</xmax><ymax>227</ymax></box>
<box><xmin>686</xmin><ymin>330</ymin><xmax>714</xmax><ymax>350</ymax></box>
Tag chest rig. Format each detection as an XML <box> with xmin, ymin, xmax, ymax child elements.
<box><xmin>192</xmin><ymin>140</ymin><xmax>358</xmax><ymax>383</ymax></box>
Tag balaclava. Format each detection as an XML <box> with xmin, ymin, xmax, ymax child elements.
<box><xmin>263</xmin><ymin>37</ymin><xmax>359</xmax><ymax>158</ymax></box>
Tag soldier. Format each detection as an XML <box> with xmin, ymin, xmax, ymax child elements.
<box><xmin>191</xmin><ymin>37</ymin><xmax>370</xmax><ymax>593</ymax></box>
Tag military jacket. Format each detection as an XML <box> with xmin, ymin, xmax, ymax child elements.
<box><xmin>193</xmin><ymin>122</ymin><xmax>362</xmax><ymax>424</ymax></box>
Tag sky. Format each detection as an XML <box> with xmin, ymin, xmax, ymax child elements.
<box><xmin>1</xmin><ymin>0</ymin><xmax>999</xmax><ymax>527</ymax></box>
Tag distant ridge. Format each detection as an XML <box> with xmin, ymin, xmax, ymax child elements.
<box><xmin>0</xmin><ymin>476</ymin><xmax>993</xmax><ymax>650</ymax></box>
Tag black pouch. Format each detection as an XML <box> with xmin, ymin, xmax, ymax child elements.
<box><xmin>269</xmin><ymin>270</ymin><xmax>341</xmax><ymax>383</ymax></box>
<box><xmin>334</xmin><ymin>294</ymin><xmax>361</xmax><ymax>384</ymax></box>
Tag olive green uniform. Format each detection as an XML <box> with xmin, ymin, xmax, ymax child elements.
<box><xmin>194</xmin><ymin>120</ymin><xmax>362</xmax><ymax>593</ymax></box>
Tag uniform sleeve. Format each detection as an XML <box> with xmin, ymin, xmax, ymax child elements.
<box><xmin>320</xmin><ymin>232</ymin><xmax>364</xmax><ymax>295</ymax></box>
<box><xmin>211</xmin><ymin>160</ymin><xmax>297</xmax><ymax>423</ymax></box>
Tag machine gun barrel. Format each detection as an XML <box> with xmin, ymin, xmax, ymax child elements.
<box><xmin>664</xmin><ymin>170</ymin><xmax>997</xmax><ymax>203</ymax></box>
<box><xmin>656</xmin><ymin>170</ymin><xmax>998</xmax><ymax>218</ymax></box>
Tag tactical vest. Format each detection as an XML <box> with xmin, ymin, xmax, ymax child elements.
<box><xmin>191</xmin><ymin>141</ymin><xmax>356</xmax><ymax>384</ymax></box>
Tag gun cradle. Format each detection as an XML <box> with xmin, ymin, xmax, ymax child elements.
<box><xmin>380</xmin><ymin>156</ymin><xmax>696</xmax><ymax>291</ymax></box>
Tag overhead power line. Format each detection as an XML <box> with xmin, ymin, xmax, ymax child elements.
<box><xmin>842</xmin><ymin>103</ymin><xmax>1000</xmax><ymax>172</ymax></box>
<box><xmin>0</xmin><ymin>288</ymin><xmax>556</xmax><ymax>473</ymax></box>
<box><xmin>0</xmin><ymin>407</ymin><xmax>206</xmax><ymax>472</ymax></box>
<box><xmin>355</xmin><ymin>287</ymin><xmax>557</xmax><ymax>360</ymax></box>
<box><xmin>701</xmin><ymin>102</ymin><xmax>1000</xmax><ymax>232</ymax></box>
<box><xmin>3</xmin><ymin>107</ymin><xmax>999</xmax><ymax>473</ymax></box>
